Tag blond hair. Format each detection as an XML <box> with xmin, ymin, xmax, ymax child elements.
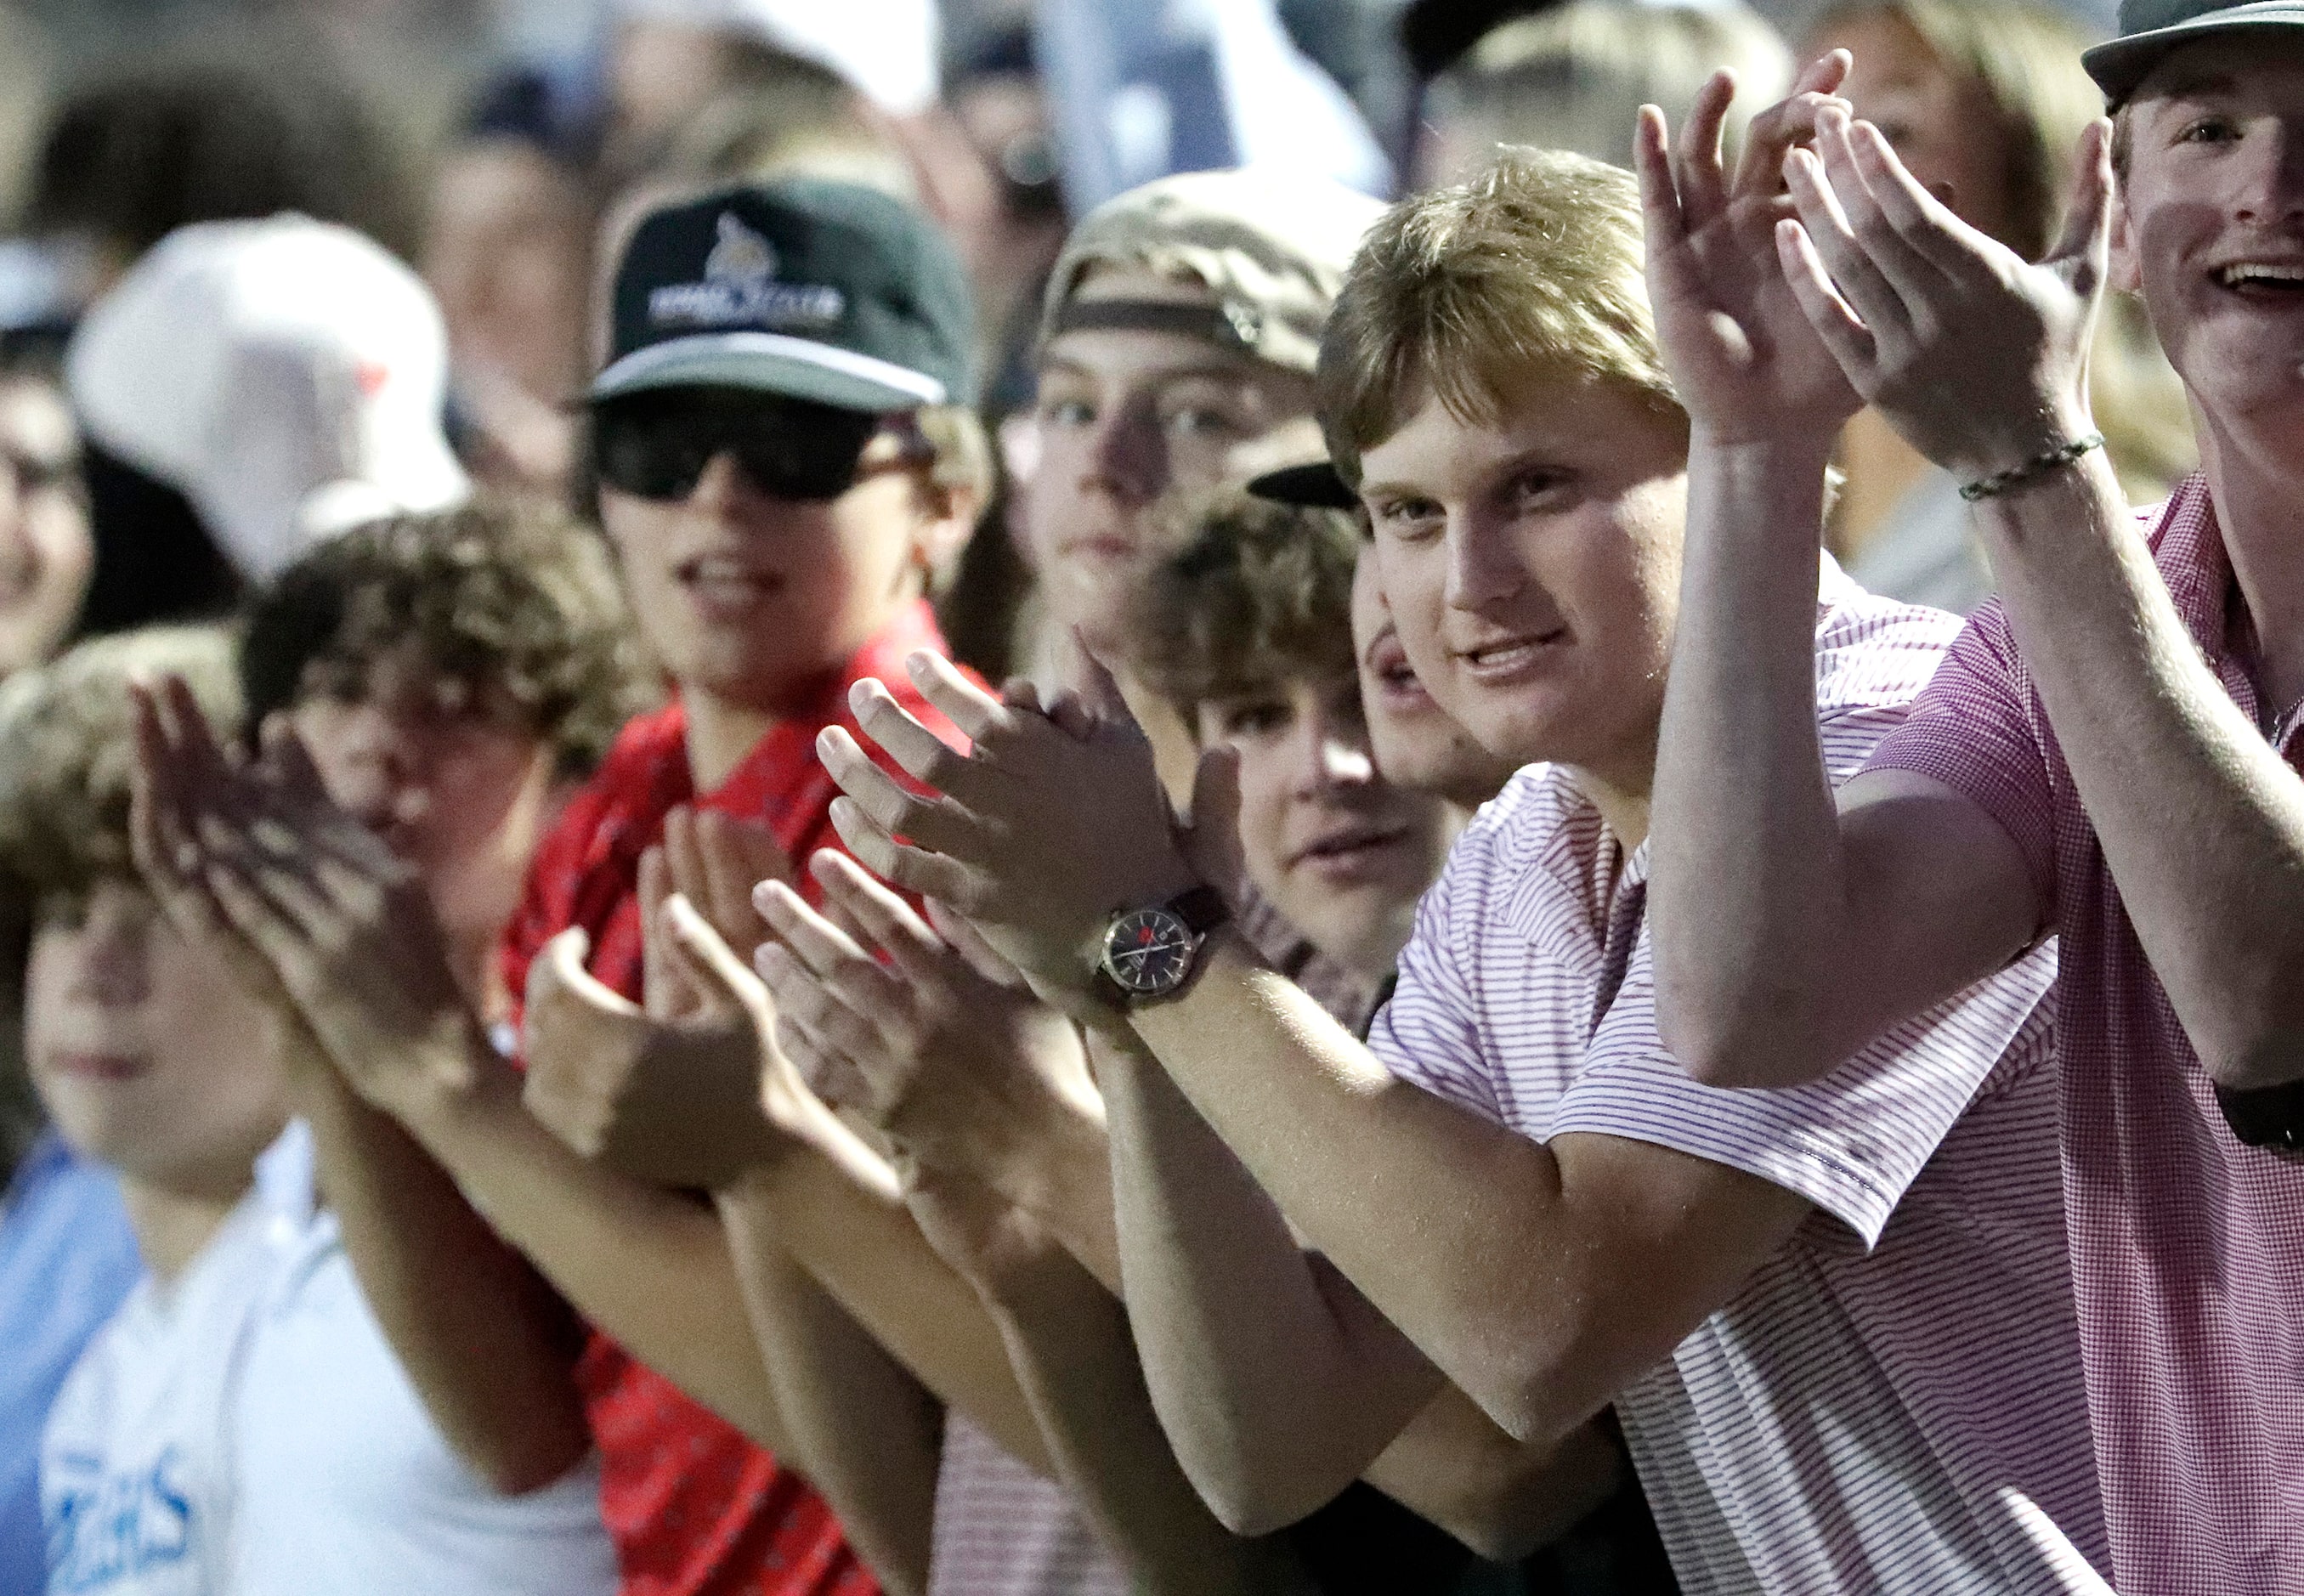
<box><xmin>1425</xmin><ymin>1</ymin><xmax>1792</xmax><ymax>178</ymax></box>
<box><xmin>1316</xmin><ymin>147</ymin><xmax>1681</xmax><ymax>487</ymax></box>
<box><xmin>1809</xmin><ymin>0</ymin><xmax>2194</xmax><ymax>497</ymax></box>
<box><xmin>0</xmin><ymin>625</ymin><xmax>240</xmax><ymax>899</ymax></box>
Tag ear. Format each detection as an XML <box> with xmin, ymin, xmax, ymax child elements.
<box><xmin>2107</xmin><ymin>178</ymin><xmax>2143</xmax><ymax>295</ymax></box>
<box><xmin>909</xmin><ymin>472</ymin><xmax>985</xmax><ymax>589</ymax></box>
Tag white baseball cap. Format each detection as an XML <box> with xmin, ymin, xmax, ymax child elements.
<box><xmin>616</xmin><ymin>0</ymin><xmax>942</xmax><ymax>117</ymax></box>
<box><xmin>67</xmin><ymin>215</ymin><xmax>470</xmax><ymax>583</ymax></box>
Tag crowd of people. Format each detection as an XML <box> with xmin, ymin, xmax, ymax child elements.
<box><xmin>0</xmin><ymin>0</ymin><xmax>2297</xmax><ymax>1593</ymax></box>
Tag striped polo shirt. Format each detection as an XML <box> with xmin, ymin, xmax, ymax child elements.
<box><xmin>1369</xmin><ymin>569</ymin><xmax>2111</xmax><ymax>1594</ymax></box>
<box><xmin>926</xmin><ymin>1414</ymin><xmax>1129</xmax><ymax>1596</ymax></box>
<box><xmin>1864</xmin><ymin>476</ymin><xmax>2304</xmax><ymax>1595</ymax></box>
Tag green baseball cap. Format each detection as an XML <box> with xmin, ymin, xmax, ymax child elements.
<box><xmin>592</xmin><ymin>178</ymin><xmax>977</xmax><ymax>412</ymax></box>
<box><xmin>2084</xmin><ymin>0</ymin><xmax>2304</xmax><ymax>109</ymax></box>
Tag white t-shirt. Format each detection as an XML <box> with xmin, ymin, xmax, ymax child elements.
<box><xmin>40</xmin><ymin>1189</ymin><xmax>272</xmax><ymax>1595</ymax></box>
<box><xmin>42</xmin><ymin>1125</ymin><xmax>616</xmax><ymax>1596</ymax></box>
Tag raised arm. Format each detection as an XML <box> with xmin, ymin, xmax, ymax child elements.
<box><xmin>1638</xmin><ymin>71</ymin><xmax>2045</xmax><ymax>1086</ymax></box>
<box><xmin>132</xmin><ymin>685</ymin><xmax>591</xmax><ymax>1494</ymax></box>
<box><xmin>1777</xmin><ymin>105</ymin><xmax>2304</xmax><ymax>1093</ymax></box>
<box><xmin>809</xmin><ymin>656</ymin><xmax>1812</xmax><ymax>1446</ymax></box>
<box><xmin>134</xmin><ymin>684</ymin><xmax>793</xmax><ymax>1446</ymax></box>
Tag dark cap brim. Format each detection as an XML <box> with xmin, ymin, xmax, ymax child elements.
<box><xmin>1246</xmin><ymin>460</ymin><xmax>1358</xmax><ymax>510</ymax></box>
<box><xmin>2083</xmin><ymin>2</ymin><xmax>2304</xmax><ymax>106</ymax></box>
<box><xmin>588</xmin><ymin>331</ymin><xmax>948</xmax><ymax>411</ymax></box>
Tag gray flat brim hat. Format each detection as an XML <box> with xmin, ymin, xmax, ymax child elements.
<box><xmin>2084</xmin><ymin>0</ymin><xmax>2304</xmax><ymax>108</ymax></box>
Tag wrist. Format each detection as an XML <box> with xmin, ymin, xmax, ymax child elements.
<box><xmin>1687</xmin><ymin>424</ymin><xmax>1839</xmax><ymax>478</ymax></box>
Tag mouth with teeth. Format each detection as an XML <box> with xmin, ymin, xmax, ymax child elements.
<box><xmin>676</xmin><ymin>552</ymin><xmax>784</xmax><ymax>610</ymax></box>
<box><xmin>1454</xmin><ymin>628</ymin><xmax>1568</xmax><ymax>676</ymax></box>
<box><xmin>2216</xmin><ymin>262</ymin><xmax>2304</xmax><ymax>297</ymax></box>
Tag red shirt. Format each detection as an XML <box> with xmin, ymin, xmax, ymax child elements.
<box><xmin>500</xmin><ymin>600</ymin><xmax>963</xmax><ymax>1596</ymax></box>
<box><xmin>1865</xmin><ymin>477</ymin><xmax>2304</xmax><ymax>1596</ymax></box>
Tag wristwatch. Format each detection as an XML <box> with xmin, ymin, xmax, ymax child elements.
<box><xmin>1095</xmin><ymin>885</ymin><xmax>1231</xmax><ymax>1005</ymax></box>
<box><xmin>2213</xmin><ymin>1078</ymin><xmax>2304</xmax><ymax>1161</ymax></box>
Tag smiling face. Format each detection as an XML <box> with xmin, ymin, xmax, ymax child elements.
<box><xmin>1195</xmin><ymin>669</ymin><xmax>1458</xmax><ymax>978</ymax></box>
<box><xmin>1356</xmin><ymin>381</ymin><xmax>1688</xmax><ymax>786</ymax></box>
<box><xmin>1350</xmin><ymin>550</ymin><xmax>1520</xmax><ymax>808</ymax></box>
<box><xmin>1025</xmin><ymin>269</ymin><xmax>1322</xmax><ymax>644</ymax></box>
<box><xmin>2113</xmin><ymin>37</ymin><xmax>2304</xmax><ymax>433</ymax></box>
<box><xmin>25</xmin><ymin>878</ymin><xmax>284</xmax><ymax>1197</ymax></box>
<box><xmin>599</xmin><ymin>422</ymin><xmax>947</xmax><ymax>717</ymax></box>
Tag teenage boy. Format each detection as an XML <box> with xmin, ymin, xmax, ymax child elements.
<box><xmin>133</xmin><ymin>178</ymin><xmax>1021</xmax><ymax>1596</ymax></box>
<box><xmin>813</xmin><ymin>118</ymin><xmax>2119</xmax><ymax>1595</ymax></box>
<box><xmin>1641</xmin><ymin>10</ymin><xmax>2304</xmax><ymax>1593</ymax></box>
<box><xmin>21</xmin><ymin>625</ymin><xmax>615</xmax><ymax>1596</ymax></box>
<box><xmin>746</xmin><ymin>488</ymin><xmax>1665</xmax><ymax>1590</ymax></box>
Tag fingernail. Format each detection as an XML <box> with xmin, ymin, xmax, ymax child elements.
<box><xmin>848</xmin><ymin>680</ymin><xmax>880</xmax><ymax>713</ymax></box>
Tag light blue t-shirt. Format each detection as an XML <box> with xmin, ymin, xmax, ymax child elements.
<box><xmin>0</xmin><ymin>1132</ymin><xmax>142</xmax><ymax>1594</ymax></box>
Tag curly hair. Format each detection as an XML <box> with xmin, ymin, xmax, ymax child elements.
<box><xmin>239</xmin><ymin>495</ymin><xmax>655</xmax><ymax>778</ymax></box>
<box><xmin>0</xmin><ymin>625</ymin><xmax>240</xmax><ymax>900</ymax></box>
<box><xmin>1123</xmin><ymin>490</ymin><xmax>1361</xmax><ymax>717</ymax></box>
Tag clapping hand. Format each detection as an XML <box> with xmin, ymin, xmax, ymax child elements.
<box><xmin>1775</xmin><ymin>103</ymin><xmax>2112</xmax><ymax>479</ymax></box>
<box><xmin>752</xmin><ymin>849</ymin><xmax>1102</xmax><ymax>1225</ymax></box>
<box><xmin>1636</xmin><ymin>54</ymin><xmax>1865</xmax><ymax>448</ymax></box>
<box><xmin>522</xmin><ymin>808</ymin><xmax>798</xmax><ymax>1189</ymax></box>
<box><xmin>129</xmin><ymin>676</ymin><xmax>483</xmax><ymax>1119</ymax></box>
<box><xmin>816</xmin><ymin>636</ymin><xmax>1237</xmax><ymax>1013</ymax></box>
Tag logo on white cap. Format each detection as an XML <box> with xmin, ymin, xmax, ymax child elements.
<box><xmin>649</xmin><ymin>212</ymin><xmax>844</xmax><ymax>334</ymax></box>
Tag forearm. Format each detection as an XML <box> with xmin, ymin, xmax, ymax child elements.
<box><xmin>1363</xmin><ymin>1394</ymin><xmax>1625</xmax><ymax>1565</ymax></box>
<box><xmin>1984</xmin><ymin>459</ymin><xmax>2304</xmax><ymax>1086</ymax></box>
<box><xmin>723</xmin><ymin>1152</ymin><xmax>1056</xmax><ymax>1474</ymax></box>
<box><xmin>1126</xmin><ymin>942</ymin><xmax>1609</xmax><ymax>1442</ymax></box>
<box><xmin>979</xmin><ymin>1093</ymin><xmax>1123</xmax><ymax>1294</ymax></box>
<box><xmin>719</xmin><ymin>1232</ymin><xmax>941</xmax><ymax>1596</ymax></box>
<box><xmin>1097</xmin><ymin>1029</ymin><xmax>1440</xmax><ymax>1531</ymax></box>
<box><xmin>293</xmin><ymin>1056</ymin><xmax>590</xmax><ymax>1495</ymax></box>
<box><xmin>1650</xmin><ymin>432</ymin><xmax>1859</xmax><ymax>1080</ymax></box>
<box><xmin>968</xmin><ymin>1243</ymin><xmax>1316</xmax><ymax>1596</ymax></box>
<box><xmin>384</xmin><ymin>1044</ymin><xmax>791</xmax><ymax>1452</ymax></box>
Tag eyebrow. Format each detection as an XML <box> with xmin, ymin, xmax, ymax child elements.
<box><xmin>2148</xmin><ymin>69</ymin><xmax>2243</xmax><ymax>103</ymax></box>
<box><xmin>1036</xmin><ymin>354</ymin><xmax>1259</xmax><ymax>388</ymax></box>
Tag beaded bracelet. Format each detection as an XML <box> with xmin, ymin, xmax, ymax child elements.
<box><xmin>1957</xmin><ymin>432</ymin><xmax>2106</xmax><ymax>502</ymax></box>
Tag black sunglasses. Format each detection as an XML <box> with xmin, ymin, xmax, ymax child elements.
<box><xmin>592</xmin><ymin>388</ymin><xmax>920</xmax><ymax>503</ymax></box>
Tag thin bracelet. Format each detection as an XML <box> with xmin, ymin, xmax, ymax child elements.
<box><xmin>1958</xmin><ymin>432</ymin><xmax>2106</xmax><ymax>502</ymax></box>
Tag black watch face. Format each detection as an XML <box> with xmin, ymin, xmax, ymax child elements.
<box><xmin>1101</xmin><ymin>907</ymin><xmax>1198</xmax><ymax>996</ymax></box>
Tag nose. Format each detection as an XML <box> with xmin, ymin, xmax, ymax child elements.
<box><xmin>2231</xmin><ymin>122</ymin><xmax>2304</xmax><ymax>227</ymax></box>
<box><xmin>1079</xmin><ymin>401</ymin><xmax>1166</xmax><ymax>507</ymax></box>
<box><xmin>1296</xmin><ymin>704</ymin><xmax>1378</xmax><ymax>796</ymax></box>
<box><xmin>686</xmin><ymin>450</ymin><xmax>778</xmax><ymax>516</ymax></box>
<box><xmin>71</xmin><ymin>902</ymin><xmax>151</xmax><ymax>1010</ymax></box>
<box><xmin>1443</xmin><ymin>507</ymin><xmax>1525</xmax><ymax>613</ymax></box>
<box><xmin>320</xmin><ymin>705</ymin><xmax>433</xmax><ymax>830</ymax></box>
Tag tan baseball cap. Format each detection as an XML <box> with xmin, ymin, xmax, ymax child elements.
<box><xmin>1036</xmin><ymin>168</ymin><xmax>1385</xmax><ymax>376</ymax></box>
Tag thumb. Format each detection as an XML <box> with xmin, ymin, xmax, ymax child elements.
<box><xmin>664</xmin><ymin>893</ymin><xmax>773</xmax><ymax>1023</ymax></box>
<box><xmin>534</xmin><ymin>925</ymin><xmax>640</xmax><ymax>1018</ymax></box>
<box><xmin>2052</xmin><ymin>120</ymin><xmax>2114</xmax><ymax>290</ymax></box>
<box><xmin>1062</xmin><ymin>625</ymin><xmax>1129</xmax><ymax>720</ymax></box>
<box><xmin>1183</xmin><ymin>743</ymin><xmax>1247</xmax><ymax>895</ymax></box>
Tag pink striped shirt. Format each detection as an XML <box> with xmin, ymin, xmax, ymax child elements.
<box><xmin>1864</xmin><ymin>474</ymin><xmax>2304</xmax><ymax>1596</ymax></box>
<box><xmin>1371</xmin><ymin>567</ymin><xmax>2109</xmax><ymax>1594</ymax></box>
<box><xmin>926</xmin><ymin>1414</ymin><xmax>1130</xmax><ymax>1596</ymax></box>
